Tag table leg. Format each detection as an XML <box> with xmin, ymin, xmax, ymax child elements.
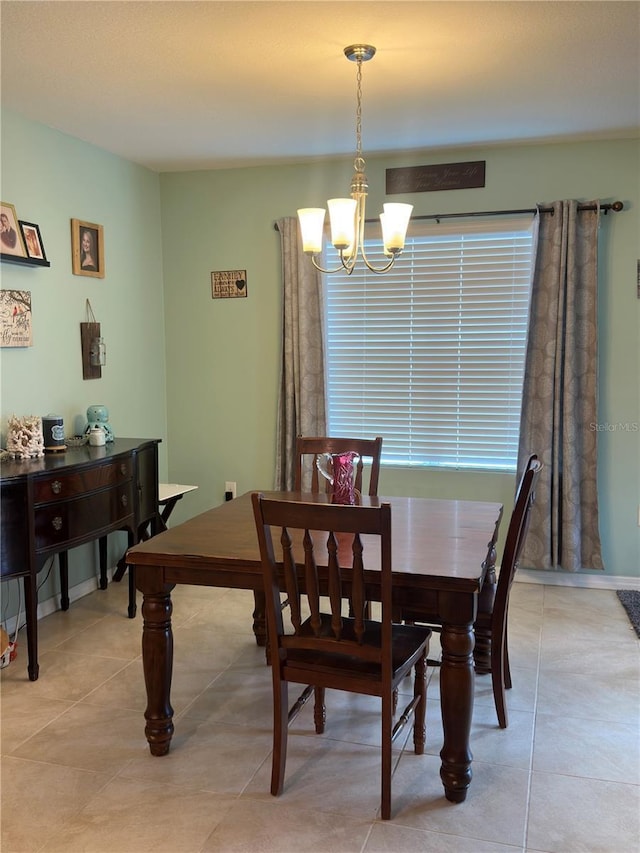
<box><xmin>439</xmin><ymin>618</ymin><xmax>475</xmax><ymax>802</ymax></box>
<box><xmin>98</xmin><ymin>536</ymin><xmax>108</xmax><ymax>590</ymax></box>
<box><xmin>159</xmin><ymin>496</ymin><xmax>181</xmax><ymax>531</ymax></box>
<box><xmin>23</xmin><ymin>572</ymin><xmax>39</xmax><ymax>681</ymax></box>
<box><xmin>58</xmin><ymin>551</ymin><xmax>69</xmax><ymax>611</ymax></box>
<box><xmin>128</xmin><ymin>560</ymin><xmax>137</xmax><ymax>619</ymax></box>
<box><xmin>140</xmin><ymin>572</ymin><xmax>175</xmax><ymax>756</ymax></box>
<box><xmin>114</xmin><ymin>496</ymin><xmax>179</xmax><ymax>584</ymax></box>
<box><xmin>112</xmin><ymin>550</ymin><xmax>129</xmax><ymax>582</ymax></box>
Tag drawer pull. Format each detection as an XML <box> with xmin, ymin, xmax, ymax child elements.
<box><xmin>121</xmin><ymin>494</ymin><xmax>128</xmax><ymax>507</ymax></box>
<box><xmin>120</xmin><ymin>463</ymin><xmax>127</xmax><ymax>476</ymax></box>
<box><xmin>52</xmin><ymin>516</ymin><xmax>63</xmax><ymax>531</ymax></box>
<box><xmin>51</xmin><ymin>480</ymin><xmax>62</xmax><ymax>495</ymax></box>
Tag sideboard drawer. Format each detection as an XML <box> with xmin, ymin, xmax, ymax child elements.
<box><xmin>34</xmin><ymin>484</ymin><xmax>134</xmax><ymax>550</ymax></box>
<box><xmin>33</xmin><ymin>459</ymin><xmax>133</xmax><ymax>504</ymax></box>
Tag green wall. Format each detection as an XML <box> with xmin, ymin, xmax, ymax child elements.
<box><xmin>161</xmin><ymin>138</ymin><xmax>639</xmax><ymax>578</ymax></box>
<box><xmin>0</xmin><ymin>110</ymin><xmax>168</xmax><ymax>615</ymax></box>
<box><xmin>1</xmin><ymin>107</ymin><xmax>638</xmax><ymax>627</ymax></box>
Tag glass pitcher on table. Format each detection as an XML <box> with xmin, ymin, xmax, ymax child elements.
<box><xmin>316</xmin><ymin>451</ymin><xmax>361</xmax><ymax>505</ymax></box>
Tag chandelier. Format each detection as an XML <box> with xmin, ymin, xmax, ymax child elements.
<box><xmin>297</xmin><ymin>44</ymin><xmax>413</xmax><ymax>275</ymax></box>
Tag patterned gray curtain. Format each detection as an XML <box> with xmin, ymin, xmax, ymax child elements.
<box><xmin>274</xmin><ymin>217</ymin><xmax>327</xmax><ymax>489</ymax></box>
<box><xmin>517</xmin><ymin>200</ymin><xmax>604</xmax><ymax>570</ymax></box>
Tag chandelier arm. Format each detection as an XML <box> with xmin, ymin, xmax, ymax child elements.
<box><xmin>338</xmin><ymin>189</ymin><xmax>364</xmax><ymax>272</ymax></box>
<box><xmin>339</xmin><ymin>227</ymin><xmax>360</xmax><ymax>272</ymax></box>
<box><xmin>310</xmin><ymin>247</ymin><xmax>396</xmax><ymax>275</ymax></box>
<box><xmin>352</xmin><ymin>189</ymin><xmax>398</xmax><ymax>272</ymax></box>
<box><xmin>339</xmin><ymin>251</ymin><xmax>357</xmax><ymax>274</ymax></box>
<box><xmin>310</xmin><ymin>255</ymin><xmax>356</xmax><ymax>276</ymax></box>
<box><xmin>360</xmin><ymin>250</ymin><xmax>397</xmax><ymax>274</ymax></box>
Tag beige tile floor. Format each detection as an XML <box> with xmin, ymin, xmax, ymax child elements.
<box><xmin>1</xmin><ymin>579</ymin><xmax>638</xmax><ymax>852</ymax></box>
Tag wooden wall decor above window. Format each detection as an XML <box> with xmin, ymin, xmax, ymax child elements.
<box><xmin>386</xmin><ymin>161</ymin><xmax>486</xmax><ymax>194</ymax></box>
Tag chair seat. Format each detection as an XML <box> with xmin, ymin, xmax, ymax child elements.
<box><xmin>285</xmin><ymin>614</ymin><xmax>431</xmax><ymax>684</ymax></box>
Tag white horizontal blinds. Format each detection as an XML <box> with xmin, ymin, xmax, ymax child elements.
<box><xmin>323</xmin><ymin>216</ymin><xmax>536</xmax><ymax>471</ymax></box>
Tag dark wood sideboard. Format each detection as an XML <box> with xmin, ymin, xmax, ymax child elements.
<box><xmin>0</xmin><ymin>437</ymin><xmax>161</xmax><ymax>680</ymax></box>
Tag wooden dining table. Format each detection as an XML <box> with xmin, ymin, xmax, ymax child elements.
<box><xmin>127</xmin><ymin>490</ymin><xmax>503</xmax><ymax>803</ymax></box>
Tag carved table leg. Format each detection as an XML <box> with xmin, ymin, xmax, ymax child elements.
<box><xmin>439</xmin><ymin>618</ymin><xmax>475</xmax><ymax>802</ymax></box>
<box><xmin>140</xmin><ymin>573</ymin><xmax>175</xmax><ymax>756</ymax></box>
<box><xmin>252</xmin><ymin>589</ymin><xmax>267</xmax><ymax>647</ymax></box>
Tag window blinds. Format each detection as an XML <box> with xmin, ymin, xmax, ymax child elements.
<box><xmin>323</xmin><ymin>216</ymin><xmax>537</xmax><ymax>470</ymax></box>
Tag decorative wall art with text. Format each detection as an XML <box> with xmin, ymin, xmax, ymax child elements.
<box><xmin>0</xmin><ymin>290</ymin><xmax>33</xmax><ymax>347</ymax></box>
<box><xmin>386</xmin><ymin>161</ymin><xmax>486</xmax><ymax>194</ymax></box>
<box><xmin>211</xmin><ymin>270</ymin><xmax>247</xmax><ymax>299</ymax></box>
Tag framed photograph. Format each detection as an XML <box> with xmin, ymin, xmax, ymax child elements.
<box><xmin>0</xmin><ymin>202</ymin><xmax>27</xmax><ymax>258</ymax></box>
<box><xmin>19</xmin><ymin>221</ymin><xmax>47</xmax><ymax>262</ymax></box>
<box><xmin>0</xmin><ymin>290</ymin><xmax>32</xmax><ymax>347</ymax></box>
<box><xmin>71</xmin><ymin>219</ymin><xmax>105</xmax><ymax>278</ymax></box>
<box><xmin>211</xmin><ymin>270</ymin><xmax>248</xmax><ymax>299</ymax></box>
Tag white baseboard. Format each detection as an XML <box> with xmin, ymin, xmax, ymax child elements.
<box><xmin>516</xmin><ymin>569</ymin><xmax>640</xmax><ymax>591</ymax></box>
<box><xmin>2</xmin><ymin>570</ymin><xmax>115</xmax><ymax>637</ymax></box>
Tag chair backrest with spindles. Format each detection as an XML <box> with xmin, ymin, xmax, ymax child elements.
<box><xmin>252</xmin><ymin>494</ymin><xmax>393</xmax><ymax>673</ymax></box>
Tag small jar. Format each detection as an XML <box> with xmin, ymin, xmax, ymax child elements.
<box><xmin>89</xmin><ymin>426</ymin><xmax>106</xmax><ymax>447</ymax></box>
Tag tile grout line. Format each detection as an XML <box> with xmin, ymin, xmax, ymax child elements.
<box><xmin>521</xmin><ymin>586</ymin><xmax>545</xmax><ymax>852</ymax></box>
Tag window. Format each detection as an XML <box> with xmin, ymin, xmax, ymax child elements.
<box><xmin>323</xmin><ymin>216</ymin><xmax>536</xmax><ymax>471</ymax></box>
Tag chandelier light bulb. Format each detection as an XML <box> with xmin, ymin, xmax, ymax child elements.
<box><xmin>327</xmin><ymin>198</ymin><xmax>357</xmax><ymax>250</ymax></box>
<box><xmin>381</xmin><ymin>203</ymin><xmax>413</xmax><ymax>253</ymax></box>
<box><xmin>298</xmin><ymin>208</ymin><xmax>326</xmax><ymax>254</ymax></box>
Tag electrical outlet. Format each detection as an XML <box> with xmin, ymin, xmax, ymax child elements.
<box><xmin>225</xmin><ymin>481</ymin><xmax>237</xmax><ymax>500</ymax></box>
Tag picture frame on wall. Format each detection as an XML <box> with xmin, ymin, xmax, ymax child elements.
<box><xmin>71</xmin><ymin>219</ymin><xmax>105</xmax><ymax>278</ymax></box>
<box><xmin>19</xmin><ymin>221</ymin><xmax>47</xmax><ymax>262</ymax></box>
<box><xmin>0</xmin><ymin>202</ymin><xmax>27</xmax><ymax>258</ymax></box>
<box><xmin>0</xmin><ymin>290</ymin><xmax>33</xmax><ymax>347</ymax></box>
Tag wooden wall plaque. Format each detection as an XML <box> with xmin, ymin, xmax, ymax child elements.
<box><xmin>386</xmin><ymin>161</ymin><xmax>486</xmax><ymax>194</ymax></box>
<box><xmin>211</xmin><ymin>270</ymin><xmax>247</xmax><ymax>299</ymax></box>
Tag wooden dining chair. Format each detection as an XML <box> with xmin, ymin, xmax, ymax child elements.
<box><xmin>399</xmin><ymin>454</ymin><xmax>542</xmax><ymax>728</ymax></box>
<box><xmin>294</xmin><ymin>435</ymin><xmax>383</xmax><ymax>496</ymax></box>
<box><xmin>251</xmin><ymin>493</ymin><xmax>431</xmax><ymax>820</ymax></box>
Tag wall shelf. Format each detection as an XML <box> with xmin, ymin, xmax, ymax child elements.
<box><xmin>0</xmin><ymin>253</ymin><xmax>50</xmax><ymax>268</ymax></box>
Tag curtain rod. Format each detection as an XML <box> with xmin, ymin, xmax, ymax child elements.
<box><xmin>406</xmin><ymin>200</ymin><xmax>623</xmax><ymax>223</ymax></box>
<box><xmin>274</xmin><ymin>201</ymin><xmax>623</xmax><ymax>230</ymax></box>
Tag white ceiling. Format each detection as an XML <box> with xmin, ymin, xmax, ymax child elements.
<box><xmin>1</xmin><ymin>0</ymin><xmax>638</xmax><ymax>173</ymax></box>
